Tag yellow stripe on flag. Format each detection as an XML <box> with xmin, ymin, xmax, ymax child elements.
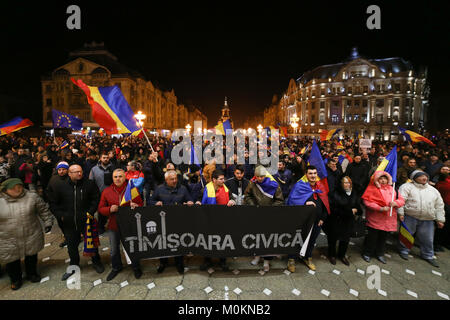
<box><xmin>400</xmin><ymin>226</ymin><xmax>414</xmax><ymax>244</ymax></box>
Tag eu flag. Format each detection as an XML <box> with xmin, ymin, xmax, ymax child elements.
<box><xmin>52</xmin><ymin>109</ymin><xmax>83</xmax><ymax>130</ymax></box>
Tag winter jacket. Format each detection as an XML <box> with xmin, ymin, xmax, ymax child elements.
<box><xmin>273</xmin><ymin>168</ymin><xmax>293</xmax><ymax>199</ymax></box>
<box><xmin>89</xmin><ymin>162</ymin><xmax>115</xmax><ymax>193</ymax></box>
<box><xmin>398</xmin><ymin>181</ymin><xmax>445</xmax><ymax>223</ymax></box>
<box><xmin>48</xmin><ymin>178</ymin><xmax>100</xmax><ymax>232</ymax></box>
<box><xmin>436</xmin><ymin>176</ymin><xmax>450</xmax><ymax>206</ymax></box>
<box><xmin>323</xmin><ymin>188</ymin><xmax>362</xmax><ymax>241</ymax></box>
<box><xmin>345</xmin><ymin>161</ymin><xmax>370</xmax><ymax>196</ymax></box>
<box><xmin>149</xmin><ymin>183</ymin><xmax>193</xmax><ymax>205</ymax></box>
<box><xmin>0</xmin><ymin>189</ymin><xmax>53</xmax><ymax>264</ymax></box>
<box><xmin>326</xmin><ymin>166</ymin><xmax>343</xmax><ymax>195</ymax></box>
<box><xmin>98</xmin><ymin>183</ymin><xmax>144</xmax><ymax>231</ymax></box>
<box><xmin>243</xmin><ymin>181</ymin><xmax>284</xmax><ymax>206</ymax></box>
<box><xmin>126</xmin><ymin>170</ymin><xmax>145</xmax><ymax>193</ymax></box>
<box><xmin>362</xmin><ymin>171</ymin><xmax>405</xmax><ymax>232</ymax></box>
<box><xmin>225</xmin><ymin>177</ymin><xmax>250</xmax><ymax>205</ymax></box>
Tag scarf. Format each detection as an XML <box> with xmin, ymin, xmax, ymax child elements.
<box><xmin>83</xmin><ymin>212</ymin><xmax>100</xmax><ymax>257</ymax></box>
<box><xmin>202</xmin><ymin>182</ymin><xmax>229</xmax><ymax>204</ymax></box>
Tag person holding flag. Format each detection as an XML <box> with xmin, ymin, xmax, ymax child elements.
<box><xmin>361</xmin><ymin>170</ymin><xmax>405</xmax><ymax>264</ymax></box>
<box><xmin>244</xmin><ymin>166</ymin><xmax>284</xmax><ymax>272</ymax></box>
<box><xmin>397</xmin><ymin>170</ymin><xmax>445</xmax><ymax>267</ymax></box>
<box><xmin>98</xmin><ymin>169</ymin><xmax>143</xmax><ymax>281</ymax></box>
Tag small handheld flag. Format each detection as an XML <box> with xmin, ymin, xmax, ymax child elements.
<box><xmin>121</xmin><ymin>179</ymin><xmax>142</xmax><ymax>206</ymax></box>
<box><xmin>375</xmin><ymin>146</ymin><xmax>398</xmax><ymax>182</ymax></box>
<box><xmin>399</xmin><ymin>221</ymin><xmax>414</xmax><ymax>249</ymax></box>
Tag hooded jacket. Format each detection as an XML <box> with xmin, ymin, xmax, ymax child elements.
<box><xmin>361</xmin><ymin>171</ymin><xmax>405</xmax><ymax>232</ymax></box>
<box><xmin>398</xmin><ymin>179</ymin><xmax>445</xmax><ymax>223</ymax></box>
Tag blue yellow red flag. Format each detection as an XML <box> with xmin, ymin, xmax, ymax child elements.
<box><xmin>375</xmin><ymin>146</ymin><xmax>398</xmax><ymax>182</ymax></box>
<box><xmin>0</xmin><ymin>117</ymin><xmax>33</xmax><ymax>136</ymax></box>
<box><xmin>398</xmin><ymin>127</ymin><xmax>435</xmax><ymax>147</ymax></box>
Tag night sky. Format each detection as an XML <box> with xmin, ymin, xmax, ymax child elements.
<box><xmin>0</xmin><ymin>1</ymin><xmax>448</xmax><ymax>129</ymax></box>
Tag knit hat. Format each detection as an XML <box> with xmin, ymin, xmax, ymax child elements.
<box><xmin>255</xmin><ymin>165</ymin><xmax>268</xmax><ymax>177</ymax></box>
<box><xmin>0</xmin><ymin>178</ymin><xmax>23</xmax><ymax>191</ymax></box>
<box><xmin>410</xmin><ymin>169</ymin><xmax>429</xmax><ymax>181</ymax></box>
<box><xmin>56</xmin><ymin>161</ymin><xmax>69</xmax><ymax>170</ymax></box>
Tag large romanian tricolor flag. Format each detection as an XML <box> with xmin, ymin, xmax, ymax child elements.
<box><xmin>0</xmin><ymin>117</ymin><xmax>33</xmax><ymax>136</ymax></box>
<box><xmin>120</xmin><ymin>179</ymin><xmax>142</xmax><ymax>206</ymax></box>
<box><xmin>320</xmin><ymin>128</ymin><xmax>341</xmax><ymax>141</ymax></box>
<box><xmin>71</xmin><ymin>78</ymin><xmax>141</xmax><ymax>136</ymax></box>
<box><xmin>398</xmin><ymin>127</ymin><xmax>435</xmax><ymax>147</ymax></box>
<box><xmin>375</xmin><ymin>145</ymin><xmax>398</xmax><ymax>182</ymax></box>
<box><xmin>399</xmin><ymin>221</ymin><xmax>414</xmax><ymax>249</ymax></box>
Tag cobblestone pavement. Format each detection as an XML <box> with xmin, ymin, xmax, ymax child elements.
<box><xmin>0</xmin><ymin>226</ymin><xmax>449</xmax><ymax>300</ymax></box>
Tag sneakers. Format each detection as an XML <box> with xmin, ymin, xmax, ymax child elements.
<box><xmin>425</xmin><ymin>258</ymin><xmax>439</xmax><ymax>268</ymax></box>
<box><xmin>399</xmin><ymin>253</ymin><xmax>409</xmax><ymax>260</ymax></box>
<box><xmin>133</xmin><ymin>268</ymin><xmax>143</xmax><ymax>279</ymax></box>
<box><xmin>106</xmin><ymin>269</ymin><xmax>122</xmax><ymax>281</ymax></box>
<box><xmin>287</xmin><ymin>259</ymin><xmax>296</xmax><ymax>273</ymax></box>
<box><xmin>92</xmin><ymin>261</ymin><xmax>105</xmax><ymax>274</ymax></box>
<box><xmin>263</xmin><ymin>260</ymin><xmax>270</xmax><ymax>272</ymax></box>
<box><xmin>377</xmin><ymin>256</ymin><xmax>387</xmax><ymax>264</ymax></box>
<box><xmin>303</xmin><ymin>258</ymin><xmax>316</xmax><ymax>271</ymax></box>
<box><xmin>26</xmin><ymin>274</ymin><xmax>41</xmax><ymax>283</ymax></box>
<box><xmin>362</xmin><ymin>254</ymin><xmax>371</xmax><ymax>263</ymax></box>
<box><xmin>250</xmin><ymin>256</ymin><xmax>261</xmax><ymax>266</ymax></box>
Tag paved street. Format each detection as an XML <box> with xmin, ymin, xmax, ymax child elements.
<box><xmin>0</xmin><ymin>225</ymin><xmax>449</xmax><ymax>300</ymax></box>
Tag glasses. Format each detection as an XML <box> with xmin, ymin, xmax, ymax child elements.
<box><xmin>70</xmin><ymin>171</ymin><xmax>82</xmax><ymax>174</ymax></box>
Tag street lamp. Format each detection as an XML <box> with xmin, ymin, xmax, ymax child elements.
<box><xmin>290</xmin><ymin>113</ymin><xmax>299</xmax><ymax>134</ymax></box>
<box><xmin>185</xmin><ymin>123</ymin><xmax>191</xmax><ymax>133</ymax></box>
<box><xmin>257</xmin><ymin>124</ymin><xmax>263</xmax><ymax>133</ymax></box>
<box><xmin>135</xmin><ymin>111</ymin><xmax>146</xmax><ymax>127</ymax></box>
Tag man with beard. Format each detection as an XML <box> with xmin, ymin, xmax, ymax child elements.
<box><xmin>397</xmin><ymin>158</ymin><xmax>417</xmax><ymax>187</ymax></box>
<box><xmin>225</xmin><ymin>165</ymin><xmax>250</xmax><ymax>205</ymax></box>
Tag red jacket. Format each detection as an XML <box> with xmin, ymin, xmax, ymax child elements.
<box><xmin>436</xmin><ymin>176</ymin><xmax>450</xmax><ymax>205</ymax></box>
<box><xmin>98</xmin><ymin>183</ymin><xmax>143</xmax><ymax>231</ymax></box>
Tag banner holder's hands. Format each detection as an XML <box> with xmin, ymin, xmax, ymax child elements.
<box><xmin>306</xmin><ymin>201</ymin><xmax>316</xmax><ymax>207</ymax></box>
<box><xmin>110</xmin><ymin>205</ymin><xmax>119</xmax><ymax>213</ymax></box>
<box><xmin>184</xmin><ymin>201</ymin><xmax>194</xmax><ymax>206</ymax></box>
<box><xmin>195</xmin><ymin>201</ymin><xmax>202</xmax><ymax>205</ymax></box>
<box><xmin>352</xmin><ymin>208</ymin><xmax>358</xmax><ymax>215</ymax></box>
<box><xmin>227</xmin><ymin>200</ymin><xmax>236</xmax><ymax>207</ymax></box>
<box><xmin>318</xmin><ymin>220</ymin><xmax>324</xmax><ymax>227</ymax></box>
<box><xmin>399</xmin><ymin>215</ymin><xmax>404</xmax><ymax>222</ymax></box>
<box><xmin>155</xmin><ymin>201</ymin><xmax>163</xmax><ymax>206</ymax></box>
<box><xmin>437</xmin><ymin>221</ymin><xmax>444</xmax><ymax>229</ymax></box>
<box><xmin>130</xmin><ymin>202</ymin><xmax>139</xmax><ymax>210</ymax></box>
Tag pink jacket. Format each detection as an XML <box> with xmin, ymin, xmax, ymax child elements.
<box><xmin>362</xmin><ymin>171</ymin><xmax>405</xmax><ymax>232</ymax></box>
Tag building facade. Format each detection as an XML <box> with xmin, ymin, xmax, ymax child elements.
<box><xmin>264</xmin><ymin>48</ymin><xmax>429</xmax><ymax>140</ymax></box>
<box><xmin>41</xmin><ymin>42</ymin><xmax>207</xmax><ymax>132</ymax></box>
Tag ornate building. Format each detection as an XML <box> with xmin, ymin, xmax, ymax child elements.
<box><xmin>218</xmin><ymin>97</ymin><xmax>234</xmax><ymax>127</ymax></box>
<box><xmin>264</xmin><ymin>48</ymin><xmax>429</xmax><ymax>140</ymax></box>
<box><xmin>41</xmin><ymin>42</ymin><xmax>207</xmax><ymax>132</ymax></box>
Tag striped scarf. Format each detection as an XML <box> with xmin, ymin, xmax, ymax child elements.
<box><xmin>83</xmin><ymin>213</ymin><xmax>100</xmax><ymax>257</ymax></box>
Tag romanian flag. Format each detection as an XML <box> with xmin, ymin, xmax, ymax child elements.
<box><xmin>120</xmin><ymin>179</ymin><xmax>142</xmax><ymax>206</ymax></box>
<box><xmin>336</xmin><ymin>140</ymin><xmax>344</xmax><ymax>150</ymax></box>
<box><xmin>375</xmin><ymin>146</ymin><xmax>398</xmax><ymax>182</ymax></box>
<box><xmin>60</xmin><ymin>140</ymin><xmax>69</xmax><ymax>150</ymax></box>
<box><xmin>215</xmin><ymin>119</ymin><xmax>232</xmax><ymax>135</ymax></box>
<box><xmin>399</xmin><ymin>221</ymin><xmax>414</xmax><ymax>249</ymax></box>
<box><xmin>251</xmin><ymin>168</ymin><xmax>279</xmax><ymax>198</ymax></box>
<box><xmin>202</xmin><ymin>182</ymin><xmax>230</xmax><ymax>204</ymax></box>
<box><xmin>279</xmin><ymin>126</ymin><xmax>288</xmax><ymax>137</ymax></box>
<box><xmin>0</xmin><ymin>117</ymin><xmax>33</xmax><ymax>136</ymax></box>
<box><xmin>288</xmin><ymin>139</ymin><xmax>330</xmax><ymax>213</ymax></box>
<box><xmin>398</xmin><ymin>127</ymin><xmax>435</xmax><ymax>147</ymax></box>
<box><xmin>83</xmin><ymin>213</ymin><xmax>100</xmax><ymax>257</ymax></box>
<box><xmin>320</xmin><ymin>128</ymin><xmax>341</xmax><ymax>141</ymax></box>
<box><xmin>71</xmin><ymin>78</ymin><xmax>141</xmax><ymax>135</ymax></box>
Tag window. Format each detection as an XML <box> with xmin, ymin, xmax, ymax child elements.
<box><xmin>376</xmin><ymin>99</ymin><xmax>384</xmax><ymax>107</ymax></box>
<box><xmin>46</xmin><ymin>98</ymin><xmax>52</xmax><ymax>106</ymax></box>
<box><xmin>332</xmin><ymin>87</ymin><xmax>336</xmax><ymax>94</ymax></box>
<box><xmin>312</xmin><ymin>90</ymin><xmax>316</xmax><ymax>98</ymax></box>
<box><xmin>363</xmin><ymin>86</ymin><xmax>368</xmax><ymax>94</ymax></box>
<box><xmin>45</xmin><ymin>85</ymin><xmax>52</xmax><ymax>93</ymax></box>
<box><xmin>377</xmin><ymin>85</ymin><xmax>381</xmax><ymax>92</ymax></box>
<box><xmin>354</xmin><ymin>114</ymin><xmax>360</xmax><ymax>121</ymax></box>
<box><xmin>320</xmin><ymin>101</ymin><xmax>325</xmax><ymax>109</ymax></box>
<box><xmin>363</xmin><ymin>100</ymin><xmax>368</xmax><ymax>108</ymax></box>
<box><xmin>354</xmin><ymin>100</ymin><xmax>360</xmax><ymax>108</ymax></box>
<box><xmin>46</xmin><ymin>111</ymin><xmax>52</xmax><ymax>121</ymax></box>
<box><xmin>395</xmin><ymin>83</ymin><xmax>400</xmax><ymax>92</ymax></box>
<box><xmin>78</xmin><ymin>63</ymin><xmax>84</xmax><ymax>73</ymax></box>
<box><xmin>355</xmin><ymin>86</ymin><xmax>360</xmax><ymax>94</ymax></box>
<box><xmin>362</xmin><ymin>114</ymin><xmax>367</xmax><ymax>122</ymax></box>
<box><xmin>320</xmin><ymin>88</ymin><xmax>325</xmax><ymax>96</ymax></box>
<box><xmin>394</xmin><ymin>98</ymin><xmax>400</xmax><ymax>107</ymax></box>
<box><xmin>347</xmin><ymin>114</ymin><xmax>353</xmax><ymax>122</ymax></box>
<box><xmin>331</xmin><ymin>115</ymin><xmax>339</xmax><ymax>124</ymax></box>
<box><xmin>407</xmin><ymin>83</ymin><xmax>411</xmax><ymax>92</ymax></box>
<box><xmin>311</xmin><ymin>115</ymin><xmax>315</xmax><ymax>123</ymax></box>
<box><xmin>348</xmin><ymin>87</ymin><xmax>352</xmax><ymax>94</ymax></box>
<box><xmin>376</xmin><ymin>114</ymin><xmax>383</xmax><ymax>123</ymax></box>
<box><xmin>311</xmin><ymin>102</ymin><xmax>316</xmax><ymax>109</ymax></box>
<box><xmin>319</xmin><ymin>113</ymin><xmax>325</xmax><ymax>123</ymax></box>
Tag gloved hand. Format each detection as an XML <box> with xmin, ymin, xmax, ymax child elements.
<box><xmin>45</xmin><ymin>226</ymin><xmax>52</xmax><ymax>233</ymax></box>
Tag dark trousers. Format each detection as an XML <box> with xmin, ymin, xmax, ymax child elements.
<box><xmin>6</xmin><ymin>254</ymin><xmax>37</xmax><ymax>283</ymax></box>
<box><xmin>64</xmin><ymin>228</ymin><xmax>101</xmax><ymax>266</ymax></box>
<box><xmin>160</xmin><ymin>256</ymin><xmax>184</xmax><ymax>266</ymax></box>
<box><xmin>363</xmin><ymin>226</ymin><xmax>388</xmax><ymax>257</ymax></box>
<box><xmin>434</xmin><ymin>206</ymin><xmax>450</xmax><ymax>247</ymax></box>
<box><xmin>327</xmin><ymin>236</ymin><xmax>349</xmax><ymax>258</ymax></box>
<box><xmin>304</xmin><ymin>223</ymin><xmax>322</xmax><ymax>259</ymax></box>
<box><xmin>108</xmin><ymin>230</ymin><xmax>140</xmax><ymax>271</ymax></box>
<box><xmin>97</xmin><ymin>214</ymin><xmax>107</xmax><ymax>233</ymax></box>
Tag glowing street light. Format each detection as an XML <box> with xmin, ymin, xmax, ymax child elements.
<box><xmin>135</xmin><ymin>111</ymin><xmax>146</xmax><ymax>127</ymax></box>
<box><xmin>185</xmin><ymin>123</ymin><xmax>191</xmax><ymax>133</ymax></box>
<box><xmin>257</xmin><ymin>124</ymin><xmax>263</xmax><ymax>133</ymax></box>
<box><xmin>290</xmin><ymin>113</ymin><xmax>300</xmax><ymax>134</ymax></box>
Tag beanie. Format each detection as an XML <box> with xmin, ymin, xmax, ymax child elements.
<box><xmin>56</xmin><ymin>161</ymin><xmax>69</xmax><ymax>170</ymax></box>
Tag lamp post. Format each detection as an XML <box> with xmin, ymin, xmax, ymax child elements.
<box><xmin>257</xmin><ymin>124</ymin><xmax>263</xmax><ymax>133</ymax></box>
<box><xmin>135</xmin><ymin>111</ymin><xmax>146</xmax><ymax>127</ymax></box>
<box><xmin>185</xmin><ymin>123</ymin><xmax>191</xmax><ymax>133</ymax></box>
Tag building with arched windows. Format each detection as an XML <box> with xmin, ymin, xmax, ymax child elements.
<box><xmin>264</xmin><ymin>48</ymin><xmax>429</xmax><ymax>140</ymax></box>
<box><xmin>41</xmin><ymin>42</ymin><xmax>207</xmax><ymax>132</ymax></box>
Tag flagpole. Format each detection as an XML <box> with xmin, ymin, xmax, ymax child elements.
<box><xmin>138</xmin><ymin>124</ymin><xmax>154</xmax><ymax>153</ymax></box>
<box><xmin>389</xmin><ymin>182</ymin><xmax>395</xmax><ymax>217</ymax></box>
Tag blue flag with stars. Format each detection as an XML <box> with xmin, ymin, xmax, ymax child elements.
<box><xmin>52</xmin><ymin>109</ymin><xmax>83</xmax><ymax>130</ymax></box>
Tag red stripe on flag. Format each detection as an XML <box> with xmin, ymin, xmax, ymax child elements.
<box><xmin>0</xmin><ymin>119</ymin><xmax>33</xmax><ymax>135</ymax></box>
<box><xmin>417</xmin><ymin>136</ymin><xmax>436</xmax><ymax>147</ymax></box>
<box><xmin>399</xmin><ymin>233</ymin><xmax>414</xmax><ymax>249</ymax></box>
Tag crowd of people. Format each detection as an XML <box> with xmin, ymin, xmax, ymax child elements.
<box><xmin>0</xmin><ymin>131</ymin><xmax>448</xmax><ymax>291</ymax></box>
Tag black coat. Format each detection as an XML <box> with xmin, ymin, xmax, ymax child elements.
<box><xmin>323</xmin><ymin>188</ymin><xmax>362</xmax><ymax>241</ymax></box>
<box><xmin>149</xmin><ymin>183</ymin><xmax>193</xmax><ymax>205</ymax></box>
<box><xmin>48</xmin><ymin>177</ymin><xmax>100</xmax><ymax>232</ymax></box>
<box><xmin>345</xmin><ymin>161</ymin><xmax>370</xmax><ymax>195</ymax></box>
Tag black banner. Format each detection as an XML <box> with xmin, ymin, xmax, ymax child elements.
<box><xmin>116</xmin><ymin>205</ymin><xmax>316</xmax><ymax>261</ymax></box>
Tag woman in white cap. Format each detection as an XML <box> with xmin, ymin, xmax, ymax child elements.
<box><xmin>0</xmin><ymin>178</ymin><xmax>54</xmax><ymax>290</ymax></box>
<box><xmin>398</xmin><ymin>169</ymin><xmax>445</xmax><ymax>267</ymax></box>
